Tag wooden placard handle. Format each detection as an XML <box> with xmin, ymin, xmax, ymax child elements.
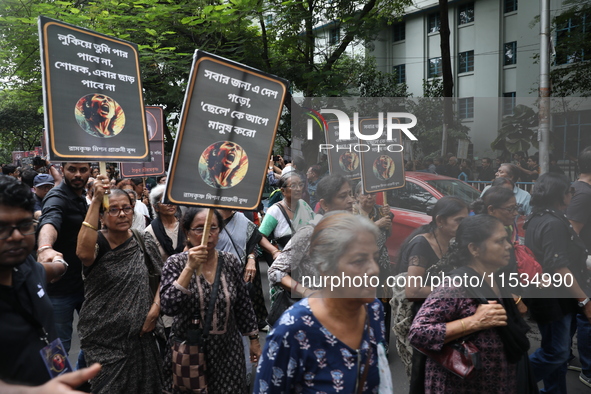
<box><xmin>99</xmin><ymin>162</ymin><xmax>110</xmax><ymax>209</ymax></box>
<box><xmin>195</xmin><ymin>209</ymin><xmax>214</xmax><ymax>276</ymax></box>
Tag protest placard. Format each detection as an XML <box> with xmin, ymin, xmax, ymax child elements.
<box><xmin>120</xmin><ymin>107</ymin><xmax>165</xmax><ymax>178</ymax></box>
<box><xmin>165</xmin><ymin>50</ymin><xmax>288</xmax><ymax>210</ymax></box>
<box><xmin>358</xmin><ymin>118</ymin><xmax>405</xmax><ymax>193</ymax></box>
<box><xmin>38</xmin><ymin>16</ymin><xmax>149</xmax><ymax>161</ymax></box>
<box><xmin>324</xmin><ymin>120</ymin><xmax>361</xmax><ymax>181</ymax></box>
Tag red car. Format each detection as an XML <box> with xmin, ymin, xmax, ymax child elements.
<box><xmin>375</xmin><ymin>172</ymin><xmax>481</xmax><ymax>264</ymax></box>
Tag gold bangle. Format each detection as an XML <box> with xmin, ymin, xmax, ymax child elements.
<box><xmin>515</xmin><ymin>296</ymin><xmax>522</xmax><ymax>305</ymax></box>
<box><xmin>460</xmin><ymin>319</ymin><xmax>466</xmax><ymax>335</ymax></box>
<box><xmin>82</xmin><ymin>221</ymin><xmax>98</xmax><ymax>231</ymax></box>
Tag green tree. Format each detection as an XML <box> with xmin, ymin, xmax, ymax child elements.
<box><xmin>0</xmin><ymin>90</ymin><xmax>44</xmax><ymax>163</ymax></box>
<box><xmin>407</xmin><ymin>79</ymin><xmax>470</xmax><ymax>159</ymax></box>
<box><xmin>0</xmin><ymin>0</ymin><xmax>262</xmax><ymax>154</ymax></box>
<box><xmin>0</xmin><ymin>0</ymin><xmax>413</xmax><ymax>159</ymax></box>
<box><xmin>490</xmin><ymin>104</ymin><xmax>539</xmax><ymax>156</ymax></box>
<box><xmin>255</xmin><ymin>0</ymin><xmax>412</xmax><ymax>97</ymax></box>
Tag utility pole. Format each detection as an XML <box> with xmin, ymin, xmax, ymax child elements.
<box><xmin>538</xmin><ymin>0</ymin><xmax>551</xmax><ymax>173</ymax></box>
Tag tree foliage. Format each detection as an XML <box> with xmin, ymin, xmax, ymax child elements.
<box><xmin>0</xmin><ymin>90</ymin><xmax>44</xmax><ymax>163</ymax></box>
<box><xmin>491</xmin><ymin>104</ymin><xmax>539</xmax><ymax>156</ymax></box>
<box><xmin>406</xmin><ymin>79</ymin><xmax>470</xmax><ymax>159</ymax></box>
<box><xmin>0</xmin><ymin>0</ymin><xmax>413</xmax><ymax>161</ymax></box>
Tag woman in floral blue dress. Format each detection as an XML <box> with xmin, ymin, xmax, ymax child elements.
<box><xmin>254</xmin><ymin>213</ymin><xmax>392</xmax><ymax>393</ymax></box>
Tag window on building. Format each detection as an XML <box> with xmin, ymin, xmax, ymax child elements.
<box><xmin>503</xmin><ymin>92</ymin><xmax>516</xmax><ymax>115</ymax></box>
<box><xmin>393</xmin><ymin>64</ymin><xmax>406</xmax><ymax>83</ymax></box>
<box><xmin>504</xmin><ymin>41</ymin><xmax>517</xmax><ymax>65</ymax></box>
<box><xmin>504</xmin><ymin>0</ymin><xmax>518</xmax><ymax>13</ymax></box>
<box><xmin>428</xmin><ymin>13</ymin><xmax>440</xmax><ymax>34</ymax></box>
<box><xmin>329</xmin><ymin>28</ymin><xmax>340</xmax><ymax>45</ymax></box>
<box><xmin>459</xmin><ymin>97</ymin><xmax>474</xmax><ymax>119</ymax></box>
<box><xmin>428</xmin><ymin>57</ymin><xmax>443</xmax><ymax>78</ymax></box>
<box><xmin>458</xmin><ymin>50</ymin><xmax>474</xmax><ymax>73</ymax></box>
<box><xmin>459</xmin><ymin>3</ymin><xmax>475</xmax><ymax>25</ymax></box>
<box><xmin>264</xmin><ymin>14</ymin><xmax>273</xmax><ymax>26</ymax></box>
<box><xmin>393</xmin><ymin>22</ymin><xmax>405</xmax><ymax>42</ymax></box>
<box><xmin>555</xmin><ymin>12</ymin><xmax>590</xmax><ymax>65</ymax></box>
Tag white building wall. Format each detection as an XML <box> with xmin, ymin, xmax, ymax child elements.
<box><xmin>369</xmin><ymin>0</ymin><xmax>576</xmax><ymax>158</ymax></box>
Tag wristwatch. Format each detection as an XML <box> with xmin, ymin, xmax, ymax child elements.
<box><xmin>578</xmin><ymin>298</ymin><xmax>590</xmax><ymax>308</ymax></box>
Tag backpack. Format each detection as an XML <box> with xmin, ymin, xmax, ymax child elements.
<box><xmin>513</xmin><ymin>243</ymin><xmax>543</xmax><ymax>284</ymax></box>
<box><xmin>266</xmin><ymin>189</ymin><xmax>283</xmax><ymax>206</ymax></box>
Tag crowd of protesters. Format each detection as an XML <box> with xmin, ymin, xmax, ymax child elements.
<box><xmin>0</xmin><ymin>147</ymin><xmax>590</xmax><ymax>394</ymax></box>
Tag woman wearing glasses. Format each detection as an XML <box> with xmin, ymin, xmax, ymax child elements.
<box><xmin>472</xmin><ymin>186</ymin><xmax>528</xmax><ymax>315</ymax></box>
<box><xmin>76</xmin><ymin>175</ymin><xmax>163</xmax><ymax>393</ymax></box>
<box><xmin>473</xmin><ymin>186</ymin><xmax>520</xmax><ymax>243</ymax></box>
<box><xmin>160</xmin><ymin>207</ymin><xmax>261</xmax><ymax>393</ymax></box>
<box><xmin>259</xmin><ymin>172</ymin><xmax>315</xmax><ymax>249</ymax></box>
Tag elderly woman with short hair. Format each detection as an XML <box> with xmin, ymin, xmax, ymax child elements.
<box><xmin>145</xmin><ymin>185</ymin><xmax>183</xmax><ymax>262</ymax></box>
<box><xmin>254</xmin><ymin>212</ymin><xmax>392</xmax><ymax>393</ymax></box>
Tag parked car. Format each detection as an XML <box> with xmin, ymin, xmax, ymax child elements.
<box><xmin>376</xmin><ymin>172</ymin><xmax>481</xmax><ymax>264</ymax></box>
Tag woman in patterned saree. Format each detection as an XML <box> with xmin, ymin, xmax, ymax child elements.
<box><xmin>160</xmin><ymin>207</ymin><xmax>261</xmax><ymax>393</ymax></box>
<box><xmin>254</xmin><ymin>213</ymin><xmax>392</xmax><ymax>393</ymax></box>
<box><xmin>76</xmin><ymin>176</ymin><xmax>163</xmax><ymax>394</ymax></box>
<box><xmin>408</xmin><ymin>215</ymin><xmax>531</xmax><ymax>393</ymax></box>
<box><xmin>259</xmin><ymin>172</ymin><xmax>315</xmax><ymax>249</ymax></box>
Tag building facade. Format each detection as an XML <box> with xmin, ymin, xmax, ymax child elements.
<box><xmin>369</xmin><ymin>0</ymin><xmax>590</xmax><ymax>160</ymax></box>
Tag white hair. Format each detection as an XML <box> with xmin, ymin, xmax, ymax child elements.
<box><xmin>309</xmin><ymin>212</ymin><xmax>379</xmax><ymax>274</ymax></box>
<box><xmin>149</xmin><ymin>184</ymin><xmax>166</xmax><ymax>217</ymax></box>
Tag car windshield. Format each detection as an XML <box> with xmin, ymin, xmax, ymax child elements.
<box><xmin>425</xmin><ymin>179</ymin><xmax>481</xmax><ymax>206</ymax></box>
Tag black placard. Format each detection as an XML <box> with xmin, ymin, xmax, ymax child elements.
<box><xmin>359</xmin><ymin>118</ymin><xmax>405</xmax><ymax>193</ymax></box>
<box><xmin>38</xmin><ymin>16</ymin><xmax>149</xmax><ymax>161</ymax></box>
<box><xmin>165</xmin><ymin>50</ymin><xmax>288</xmax><ymax>210</ymax></box>
<box><xmin>324</xmin><ymin>121</ymin><xmax>361</xmax><ymax>181</ymax></box>
<box><xmin>120</xmin><ymin>107</ymin><xmax>165</xmax><ymax>177</ymax></box>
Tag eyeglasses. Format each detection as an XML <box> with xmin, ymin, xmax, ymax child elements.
<box><xmin>285</xmin><ymin>182</ymin><xmax>304</xmax><ymax>190</ymax></box>
<box><xmin>106</xmin><ymin>206</ymin><xmax>134</xmax><ymax>216</ymax></box>
<box><xmin>0</xmin><ymin>220</ymin><xmax>37</xmax><ymax>240</ymax></box>
<box><xmin>158</xmin><ymin>203</ymin><xmax>175</xmax><ymax>207</ymax></box>
<box><xmin>190</xmin><ymin>226</ymin><xmax>219</xmax><ymax>235</ymax></box>
<box><xmin>497</xmin><ymin>205</ymin><xmax>520</xmax><ymax>213</ymax></box>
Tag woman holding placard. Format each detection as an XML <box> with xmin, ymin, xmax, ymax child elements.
<box><xmin>76</xmin><ymin>175</ymin><xmax>163</xmax><ymax>394</ymax></box>
<box><xmin>160</xmin><ymin>208</ymin><xmax>261</xmax><ymax>393</ymax></box>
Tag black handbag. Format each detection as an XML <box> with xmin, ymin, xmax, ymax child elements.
<box><xmin>266</xmin><ymin>286</ymin><xmax>298</xmax><ymax>326</ymax></box>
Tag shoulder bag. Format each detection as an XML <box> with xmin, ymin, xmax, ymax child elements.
<box><xmin>171</xmin><ymin>255</ymin><xmax>223</xmax><ymax>393</ymax></box>
<box><xmin>132</xmin><ymin>229</ymin><xmax>160</xmax><ymax>298</ymax></box>
<box><xmin>414</xmin><ymin>340</ymin><xmax>481</xmax><ymax>379</ymax></box>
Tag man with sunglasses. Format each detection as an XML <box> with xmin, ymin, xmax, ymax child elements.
<box><xmin>566</xmin><ymin>146</ymin><xmax>591</xmax><ymax>388</ymax></box>
<box><xmin>0</xmin><ymin>175</ymin><xmax>71</xmax><ymax>385</ymax></box>
<box><xmin>37</xmin><ymin>163</ymin><xmax>90</xmax><ymax>360</ymax></box>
